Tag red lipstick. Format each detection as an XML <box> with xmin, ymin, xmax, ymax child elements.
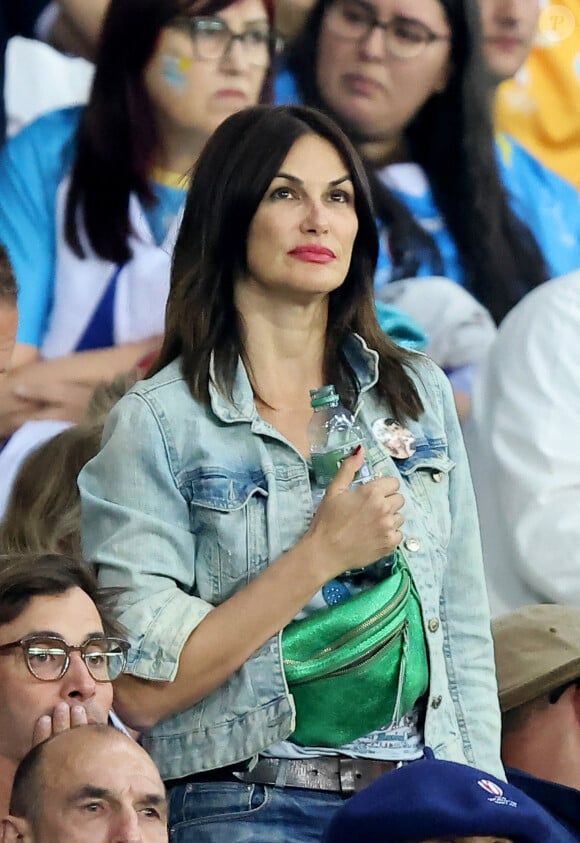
<box><xmin>288</xmin><ymin>246</ymin><xmax>336</xmax><ymax>264</ymax></box>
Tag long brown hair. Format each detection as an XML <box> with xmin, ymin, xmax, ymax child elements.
<box><xmin>151</xmin><ymin>104</ymin><xmax>423</xmax><ymax>421</ymax></box>
<box><xmin>0</xmin><ymin>425</ymin><xmax>103</xmax><ymax>557</ymax></box>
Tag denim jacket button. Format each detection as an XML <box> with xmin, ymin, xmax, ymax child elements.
<box><xmin>404</xmin><ymin>537</ymin><xmax>421</xmax><ymax>552</ymax></box>
<box><xmin>430</xmin><ymin>695</ymin><xmax>443</xmax><ymax>709</ymax></box>
<box><xmin>427</xmin><ymin>617</ymin><xmax>440</xmax><ymax>633</ymax></box>
<box><xmin>431</xmin><ymin>471</ymin><xmax>443</xmax><ymax>483</ymax></box>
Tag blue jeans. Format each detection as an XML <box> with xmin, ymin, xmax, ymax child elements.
<box><xmin>168</xmin><ymin>780</ymin><xmax>345</xmax><ymax>842</ymax></box>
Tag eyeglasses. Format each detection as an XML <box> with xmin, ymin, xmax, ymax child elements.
<box><xmin>0</xmin><ymin>634</ymin><xmax>130</xmax><ymax>682</ymax></box>
<box><xmin>325</xmin><ymin>0</ymin><xmax>450</xmax><ymax>60</ymax></box>
<box><xmin>169</xmin><ymin>16</ymin><xmax>283</xmax><ymax>68</ymax></box>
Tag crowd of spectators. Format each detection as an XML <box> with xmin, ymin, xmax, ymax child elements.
<box><xmin>0</xmin><ymin>0</ymin><xmax>579</xmax><ymax>840</ymax></box>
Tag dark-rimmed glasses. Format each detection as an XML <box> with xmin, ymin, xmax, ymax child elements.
<box><xmin>169</xmin><ymin>16</ymin><xmax>283</xmax><ymax>68</ymax></box>
<box><xmin>0</xmin><ymin>634</ymin><xmax>130</xmax><ymax>682</ymax></box>
<box><xmin>325</xmin><ymin>0</ymin><xmax>450</xmax><ymax>60</ymax></box>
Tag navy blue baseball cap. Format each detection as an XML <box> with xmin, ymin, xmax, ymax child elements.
<box><xmin>323</xmin><ymin>752</ymin><xmax>575</xmax><ymax>843</ymax></box>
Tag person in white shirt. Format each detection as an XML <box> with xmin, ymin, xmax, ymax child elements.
<box><xmin>465</xmin><ymin>270</ymin><xmax>580</xmax><ymax>615</ymax></box>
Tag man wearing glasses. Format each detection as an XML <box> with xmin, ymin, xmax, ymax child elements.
<box><xmin>0</xmin><ymin>553</ymin><xmax>130</xmax><ymax>817</ymax></box>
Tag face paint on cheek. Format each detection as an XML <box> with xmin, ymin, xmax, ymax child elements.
<box><xmin>161</xmin><ymin>55</ymin><xmax>193</xmax><ymax>89</ymax></box>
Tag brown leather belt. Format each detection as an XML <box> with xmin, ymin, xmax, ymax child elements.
<box><xmin>233</xmin><ymin>757</ymin><xmax>398</xmax><ymax>795</ymax></box>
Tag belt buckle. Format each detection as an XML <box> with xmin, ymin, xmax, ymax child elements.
<box><xmin>338</xmin><ymin>758</ymin><xmax>372</xmax><ymax>795</ymax></box>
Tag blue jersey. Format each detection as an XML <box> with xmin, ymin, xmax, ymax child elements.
<box><xmin>0</xmin><ymin>106</ymin><xmax>185</xmax><ymax>350</ymax></box>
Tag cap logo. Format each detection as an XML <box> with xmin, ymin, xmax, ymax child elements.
<box><xmin>477</xmin><ymin>780</ymin><xmax>503</xmax><ymax>797</ymax></box>
<box><xmin>477</xmin><ymin>779</ymin><xmax>517</xmax><ymax>808</ymax></box>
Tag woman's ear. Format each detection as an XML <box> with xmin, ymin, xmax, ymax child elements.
<box><xmin>1</xmin><ymin>817</ymin><xmax>31</xmax><ymax>842</ymax></box>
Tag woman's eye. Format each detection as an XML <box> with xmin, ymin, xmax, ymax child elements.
<box><xmin>341</xmin><ymin>2</ymin><xmax>371</xmax><ymax>25</ymax></box>
<box><xmin>195</xmin><ymin>19</ymin><xmax>225</xmax><ymax>38</ymax></box>
<box><xmin>270</xmin><ymin>186</ymin><xmax>296</xmax><ymax>200</ymax></box>
<box><xmin>245</xmin><ymin>28</ymin><xmax>270</xmax><ymax>45</ymax></box>
<box><xmin>328</xmin><ymin>189</ymin><xmax>352</xmax><ymax>203</ymax></box>
<box><xmin>393</xmin><ymin>20</ymin><xmax>427</xmax><ymax>42</ymax></box>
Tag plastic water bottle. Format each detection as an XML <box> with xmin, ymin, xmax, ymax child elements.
<box><xmin>309</xmin><ymin>385</ymin><xmax>392</xmax><ymax>583</ymax></box>
<box><xmin>308</xmin><ymin>385</ymin><xmax>372</xmax><ymax>495</ymax></box>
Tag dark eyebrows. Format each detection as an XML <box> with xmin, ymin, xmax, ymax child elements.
<box><xmin>21</xmin><ymin>631</ymin><xmax>106</xmax><ymax>642</ymax></box>
<box><xmin>68</xmin><ymin>785</ymin><xmax>168</xmax><ymax>812</ymax></box>
<box><xmin>140</xmin><ymin>794</ymin><xmax>167</xmax><ymax>807</ymax></box>
<box><xmin>69</xmin><ymin>785</ymin><xmax>110</xmax><ymax>803</ymax></box>
<box><xmin>330</xmin><ymin>175</ymin><xmax>353</xmax><ymax>187</ymax></box>
<box><xmin>345</xmin><ymin>0</ymin><xmax>446</xmax><ymax>32</ymax></box>
<box><xmin>24</xmin><ymin>630</ymin><xmax>66</xmax><ymax>639</ymax></box>
<box><xmin>273</xmin><ymin>173</ymin><xmax>353</xmax><ymax>187</ymax></box>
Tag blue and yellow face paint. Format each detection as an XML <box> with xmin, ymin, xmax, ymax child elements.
<box><xmin>161</xmin><ymin>55</ymin><xmax>193</xmax><ymax>89</ymax></box>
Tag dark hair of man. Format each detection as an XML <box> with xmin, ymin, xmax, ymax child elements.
<box><xmin>0</xmin><ymin>553</ymin><xmax>125</xmax><ymax>638</ymax></box>
<box><xmin>286</xmin><ymin>0</ymin><xmax>548</xmax><ymax>324</ymax></box>
<box><xmin>64</xmin><ymin>0</ymin><xmax>276</xmax><ymax>265</ymax></box>
<box><xmin>0</xmin><ymin>244</ymin><xmax>18</xmax><ymax>306</ymax></box>
<box><xmin>150</xmin><ymin>104</ymin><xmax>423</xmax><ymax>422</ymax></box>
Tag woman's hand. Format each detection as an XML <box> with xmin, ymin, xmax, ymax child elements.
<box><xmin>306</xmin><ymin>447</ymin><xmax>405</xmax><ymax>581</ymax></box>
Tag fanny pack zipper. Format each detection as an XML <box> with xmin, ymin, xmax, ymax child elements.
<box><xmin>284</xmin><ymin>570</ymin><xmax>410</xmax><ymax>667</ymax></box>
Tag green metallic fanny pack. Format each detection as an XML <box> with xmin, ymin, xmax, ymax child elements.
<box><xmin>282</xmin><ymin>553</ymin><xmax>429</xmax><ymax>747</ymax></box>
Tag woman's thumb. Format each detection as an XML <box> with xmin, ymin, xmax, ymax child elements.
<box><xmin>324</xmin><ymin>445</ymin><xmax>366</xmax><ymax>498</ymax></box>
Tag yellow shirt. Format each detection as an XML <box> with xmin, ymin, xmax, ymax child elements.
<box><xmin>495</xmin><ymin>0</ymin><xmax>580</xmax><ymax>189</ymax></box>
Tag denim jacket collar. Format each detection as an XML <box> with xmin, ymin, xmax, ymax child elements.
<box><xmin>209</xmin><ymin>356</ymin><xmax>256</xmax><ymax>424</ymax></box>
<box><xmin>208</xmin><ymin>333</ymin><xmax>380</xmax><ymax>424</ymax></box>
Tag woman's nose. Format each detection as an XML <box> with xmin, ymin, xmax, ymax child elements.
<box><xmin>220</xmin><ymin>34</ymin><xmax>250</xmax><ymax>72</ymax></box>
<box><xmin>359</xmin><ymin>23</ymin><xmax>385</xmax><ymax>60</ymax></box>
<box><xmin>300</xmin><ymin>199</ymin><xmax>330</xmax><ymax>234</ymax></box>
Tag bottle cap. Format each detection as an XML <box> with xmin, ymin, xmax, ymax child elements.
<box><xmin>310</xmin><ymin>385</ymin><xmax>339</xmax><ymax>409</ymax></box>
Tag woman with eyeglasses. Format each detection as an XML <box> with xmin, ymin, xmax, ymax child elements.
<box><xmin>277</xmin><ymin>0</ymin><xmax>580</xmax><ymax>325</ymax></box>
<box><xmin>0</xmin><ymin>0</ymin><xmax>279</xmax><ymax>509</ymax></box>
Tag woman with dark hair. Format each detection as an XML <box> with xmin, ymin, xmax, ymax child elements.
<box><xmin>80</xmin><ymin>104</ymin><xmax>502</xmax><ymax>841</ymax></box>
<box><xmin>279</xmin><ymin>0</ymin><xmax>580</xmax><ymax>324</ymax></box>
<box><xmin>0</xmin><ymin>0</ymin><xmax>278</xmax><ymax>440</ymax></box>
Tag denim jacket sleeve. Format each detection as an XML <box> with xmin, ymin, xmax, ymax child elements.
<box><xmin>79</xmin><ymin>391</ymin><xmax>213</xmax><ymax>682</ymax></box>
<box><xmin>431</xmin><ymin>362</ymin><xmax>503</xmax><ymax>778</ymax></box>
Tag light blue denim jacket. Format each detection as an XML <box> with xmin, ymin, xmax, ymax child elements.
<box><xmin>80</xmin><ymin>335</ymin><xmax>502</xmax><ymax>781</ymax></box>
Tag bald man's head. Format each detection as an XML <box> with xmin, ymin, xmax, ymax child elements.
<box><xmin>3</xmin><ymin>725</ymin><xmax>167</xmax><ymax>842</ymax></box>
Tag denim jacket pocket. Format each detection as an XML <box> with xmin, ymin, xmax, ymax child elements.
<box><xmin>396</xmin><ymin>442</ymin><xmax>455</xmax><ymax>550</ymax></box>
<box><xmin>183</xmin><ymin>467</ymin><xmax>270</xmax><ymax>601</ymax></box>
